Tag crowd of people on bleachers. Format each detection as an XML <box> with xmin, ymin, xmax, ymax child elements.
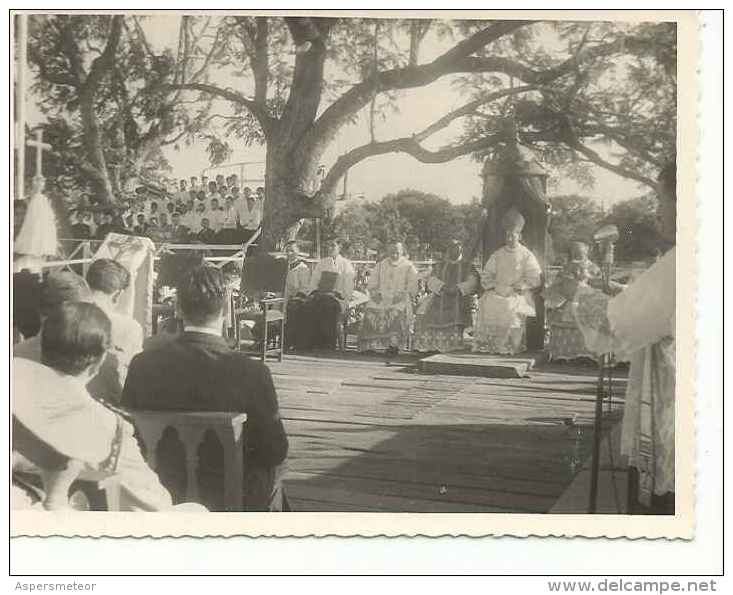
<box><xmin>68</xmin><ymin>173</ymin><xmax>264</xmax><ymax>245</ymax></box>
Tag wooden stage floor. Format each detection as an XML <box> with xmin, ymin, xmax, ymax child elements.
<box><xmin>268</xmin><ymin>351</ymin><xmax>627</xmax><ymax>513</ymax></box>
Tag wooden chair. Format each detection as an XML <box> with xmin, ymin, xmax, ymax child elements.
<box><xmin>233</xmin><ymin>252</ymin><xmax>289</xmax><ymax>362</ymax></box>
<box><xmin>132</xmin><ymin>410</ymin><xmax>248</xmax><ymax>511</ymax></box>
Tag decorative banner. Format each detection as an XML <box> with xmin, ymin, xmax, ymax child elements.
<box><xmin>93</xmin><ymin>233</ymin><xmax>155</xmax><ymax>337</ymax></box>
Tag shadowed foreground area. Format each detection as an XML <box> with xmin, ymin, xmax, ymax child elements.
<box><xmin>268</xmin><ymin>352</ymin><xmax>625</xmax><ymax>512</ymax></box>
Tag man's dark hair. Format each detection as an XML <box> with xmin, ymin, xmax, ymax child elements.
<box><xmin>86</xmin><ymin>259</ymin><xmax>131</xmax><ymax>295</ymax></box>
<box><xmin>41</xmin><ymin>302</ymin><xmax>111</xmax><ymax>376</ymax></box>
<box><xmin>177</xmin><ymin>265</ymin><xmax>226</xmax><ymax>325</ymax></box>
<box><xmin>40</xmin><ymin>271</ymin><xmax>91</xmax><ymax>317</ymax></box>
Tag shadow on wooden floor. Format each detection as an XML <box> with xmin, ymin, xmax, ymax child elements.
<box><xmin>284</xmin><ymin>415</ymin><xmax>623</xmax><ymax>513</ymax></box>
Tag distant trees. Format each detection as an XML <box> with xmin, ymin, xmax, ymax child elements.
<box><xmin>318</xmin><ymin>189</ymin><xmax>483</xmax><ymax>259</ymax></box>
<box><xmin>548</xmin><ymin>194</ymin><xmax>605</xmax><ymax>258</ymax></box>
<box><xmin>547</xmin><ymin>192</ymin><xmax>664</xmax><ymax>264</ymax></box>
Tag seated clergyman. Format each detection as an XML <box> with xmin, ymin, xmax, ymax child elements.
<box><xmin>358</xmin><ymin>241</ymin><xmax>418</xmax><ymax>356</ymax></box>
<box><xmin>301</xmin><ymin>238</ymin><xmax>355</xmax><ymax>350</ymax></box>
<box><xmin>12</xmin><ymin>302</ymin><xmax>179</xmax><ymax>511</ymax></box>
<box><xmin>121</xmin><ymin>265</ymin><xmax>290</xmax><ymax>511</ymax></box>
<box><xmin>473</xmin><ymin>208</ymin><xmax>542</xmax><ymax>355</ymax></box>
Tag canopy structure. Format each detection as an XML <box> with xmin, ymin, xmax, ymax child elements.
<box><xmin>480</xmin><ymin>142</ymin><xmax>552</xmax><ymax>351</ymax></box>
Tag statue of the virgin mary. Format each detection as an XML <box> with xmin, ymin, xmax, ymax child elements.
<box><xmin>14</xmin><ymin>176</ymin><xmax>58</xmax><ymax>273</ymax></box>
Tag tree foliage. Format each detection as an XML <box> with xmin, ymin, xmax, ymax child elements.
<box><xmin>601</xmin><ymin>194</ymin><xmax>665</xmax><ymax>262</ymax></box>
<box><xmin>547</xmin><ymin>194</ymin><xmax>605</xmax><ymax>260</ymax></box>
<box><xmin>26</xmin><ymin>15</ymin><xmax>214</xmax><ymax>202</ymax></box>
<box><xmin>322</xmin><ymin>189</ymin><xmax>483</xmax><ymax>259</ymax></box>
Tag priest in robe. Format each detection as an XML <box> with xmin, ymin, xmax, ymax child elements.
<box><xmin>473</xmin><ymin>208</ymin><xmax>542</xmax><ymax>355</ymax></box>
<box><xmin>413</xmin><ymin>240</ymin><xmax>479</xmax><ymax>353</ymax></box>
<box><xmin>302</xmin><ymin>238</ymin><xmax>355</xmax><ymax>349</ymax></box>
<box><xmin>251</xmin><ymin>241</ymin><xmax>312</xmax><ymax>351</ymax></box>
<box><xmin>573</xmin><ymin>163</ymin><xmax>677</xmax><ymax>514</ymax></box>
<box><xmin>358</xmin><ymin>242</ymin><xmax>418</xmax><ymax>355</ymax></box>
<box><xmin>281</xmin><ymin>241</ymin><xmax>311</xmax><ymax>351</ymax></box>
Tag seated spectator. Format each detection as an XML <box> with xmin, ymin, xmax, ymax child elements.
<box><xmin>236</xmin><ymin>191</ymin><xmax>262</xmax><ymax>243</ymax></box>
<box><xmin>85</xmin><ymin>258</ymin><xmax>144</xmax><ymax>403</ymax></box>
<box><xmin>147</xmin><ymin>216</ymin><xmax>160</xmax><ymax>240</ymax></box>
<box><xmin>208</xmin><ymin>197</ymin><xmax>224</xmax><ymax>233</ymax></box>
<box><xmin>14</xmin><ymin>270</ymin><xmax>91</xmax><ymax>362</ymax></box>
<box><xmin>218</xmin><ymin>196</ymin><xmax>239</xmax><ymax>244</ymax></box>
<box><xmin>155</xmin><ymin>213</ymin><xmax>172</xmax><ymax>241</ymax></box>
<box><xmin>207</xmin><ymin>181</ymin><xmax>220</xmax><ymax>200</ymax></box>
<box><xmin>13</xmin><ymin>269</ymin><xmax>42</xmax><ymax>342</ymax></box>
<box><xmin>133</xmin><ymin>213</ymin><xmax>148</xmax><ymax>237</ymax></box>
<box><xmin>189</xmin><ymin>202</ymin><xmax>207</xmax><ymax>234</ymax></box>
<box><xmin>95</xmin><ymin>211</ymin><xmax>114</xmax><ymax>241</ymax></box>
<box><xmin>12</xmin><ymin>302</ymin><xmax>179</xmax><ymax>511</ymax></box>
<box><xmin>71</xmin><ymin>210</ymin><xmax>91</xmax><ymax>239</ymax></box>
<box><xmin>122</xmin><ymin>265</ymin><xmax>290</xmax><ymax>511</ymax></box>
<box><xmin>170</xmin><ymin>212</ymin><xmax>189</xmax><ymax>242</ymax></box>
<box><xmin>256</xmin><ymin>186</ymin><xmax>265</xmax><ymax>202</ymax></box>
<box><xmin>196</xmin><ymin>218</ymin><xmax>217</xmax><ymax>244</ymax></box>
<box><xmin>148</xmin><ymin>201</ymin><xmax>160</xmax><ymax>222</ymax></box>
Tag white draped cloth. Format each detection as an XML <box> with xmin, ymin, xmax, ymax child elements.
<box><xmin>574</xmin><ymin>249</ymin><xmax>676</xmax><ymax>503</ymax></box>
<box><xmin>473</xmin><ymin>244</ymin><xmax>542</xmax><ymax>354</ymax></box>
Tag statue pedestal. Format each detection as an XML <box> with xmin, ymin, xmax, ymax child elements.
<box><xmin>418</xmin><ymin>352</ymin><xmax>541</xmax><ymax>379</ymax></box>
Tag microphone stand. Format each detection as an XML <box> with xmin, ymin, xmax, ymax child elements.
<box><xmin>588</xmin><ymin>239</ymin><xmax>616</xmax><ymax>513</ymax></box>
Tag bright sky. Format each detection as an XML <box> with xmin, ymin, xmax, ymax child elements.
<box><xmin>26</xmin><ymin>14</ymin><xmax>645</xmax><ymax>207</ymax></box>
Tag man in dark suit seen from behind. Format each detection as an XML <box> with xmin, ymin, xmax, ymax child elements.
<box><xmin>121</xmin><ymin>264</ymin><xmax>290</xmax><ymax>511</ymax></box>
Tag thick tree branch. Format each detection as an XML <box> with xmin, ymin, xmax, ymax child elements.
<box><xmin>163</xmin><ymin>82</ymin><xmax>274</xmax><ymax>135</ymax></box>
<box><xmin>279</xmin><ymin>17</ymin><xmax>333</xmax><ymax>144</ymax></box>
<box><xmin>253</xmin><ymin>17</ymin><xmax>269</xmax><ymax>107</ymax></box>
<box><xmin>414</xmin><ymin>85</ymin><xmax>537</xmax><ymax>142</ymax></box>
<box><xmin>85</xmin><ymin>16</ymin><xmax>123</xmax><ymax>92</ymax></box>
<box><xmin>58</xmin><ymin>18</ymin><xmax>87</xmax><ymax>86</ymax></box>
<box><xmin>562</xmin><ymin>122</ymin><xmax>657</xmax><ymax>188</ymax></box>
<box><xmin>310</xmin><ymin>21</ymin><xmax>531</xmax><ymax>148</ymax></box>
<box><xmin>321</xmin><ymin>133</ymin><xmax>503</xmax><ymax>196</ymax></box>
<box><xmin>580</xmin><ymin>122</ymin><xmax>666</xmax><ymax>168</ymax></box>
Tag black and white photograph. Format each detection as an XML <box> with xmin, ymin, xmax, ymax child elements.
<box><xmin>9</xmin><ymin>9</ymin><xmax>699</xmax><ymax>542</ymax></box>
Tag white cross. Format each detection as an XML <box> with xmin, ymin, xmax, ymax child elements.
<box><xmin>26</xmin><ymin>129</ymin><xmax>52</xmax><ymax>180</ymax></box>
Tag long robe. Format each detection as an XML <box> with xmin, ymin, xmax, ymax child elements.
<box><xmin>358</xmin><ymin>256</ymin><xmax>419</xmax><ymax>351</ymax></box>
<box><xmin>473</xmin><ymin>244</ymin><xmax>542</xmax><ymax>355</ymax></box>
<box><xmin>413</xmin><ymin>257</ymin><xmax>479</xmax><ymax>353</ymax></box>
<box><xmin>574</xmin><ymin>249</ymin><xmax>675</xmax><ymax>507</ymax></box>
<box><xmin>302</xmin><ymin>255</ymin><xmax>355</xmax><ymax>349</ymax></box>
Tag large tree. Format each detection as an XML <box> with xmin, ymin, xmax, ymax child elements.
<box><xmin>27</xmin><ymin>14</ymin><xmax>216</xmax><ymax>203</ymax></box>
<box><xmin>156</xmin><ymin>16</ymin><xmax>676</xmax><ymax>250</ymax></box>
<box><xmin>26</xmin><ymin>15</ymin><xmax>676</xmax><ymax>244</ymax></box>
